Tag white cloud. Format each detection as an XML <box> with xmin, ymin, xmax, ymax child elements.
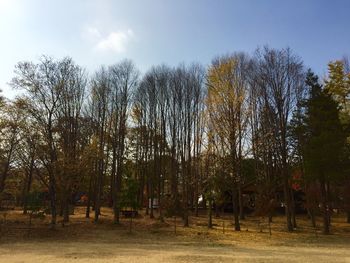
<box><xmin>86</xmin><ymin>26</ymin><xmax>102</xmax><ymax>40</ymax></box>
<box><xmin>83</xmin><ymin>26</ymin><xmax>134</xmax><ymax>54</ymax></box>
<box><xmin>96</xmin><ymin>29</ymin><xmax>134</xmax><ymax>53</ymax></box>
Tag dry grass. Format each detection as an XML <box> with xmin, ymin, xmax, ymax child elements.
<box><xmin>0</xmin><ymin>207</ymin><xmax>349</xmax><ymax>262</ymax></box>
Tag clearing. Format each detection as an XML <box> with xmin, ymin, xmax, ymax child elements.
<box><xmin>0</xmin><ymin>207</ymin><xmax>349</xmax><ymax>262</ymax></box>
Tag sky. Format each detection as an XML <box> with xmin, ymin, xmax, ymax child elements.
<box><xmin>0</xmin><ymin>0</ymin><xmax>349</xmax><ymax>99</ymax></box>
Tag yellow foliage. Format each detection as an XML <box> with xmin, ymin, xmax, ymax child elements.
<box><xmin>206</xmin><ymin>55</ymin><xmax>249</xmax><ymax>155</ymax></box>
<box><xmin>325</xmin><ymin>60</ymin><xmax>350</xmax><ymax>109</ymax></box>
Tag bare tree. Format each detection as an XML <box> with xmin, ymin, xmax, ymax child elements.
<box><xmin>109</xmin><ymin>60</ymin><xmax>139</xmax><ymax>224</ymax></box>
<box><xmin>88</xmin><ymin>67</ymin><xmax>111</xmax><ymax>223</ymax></box>
<box><xmin>0</xmin><ymin>100</ymin><xmax>24</xmax><ymax>201</ymax></box>
<box><xmin>253</xmin><ymin>47</ymin><xmax>305</xmax><ymax>231</ymax></box>
<box><xmin>55</xmin><ymin>59</ymin><xmax>87</xmax><ymax>223</ymax></box>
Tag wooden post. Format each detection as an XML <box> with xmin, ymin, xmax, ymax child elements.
<box><xmin>223</xmin><ymin>220</ymin><xmax>225</xmax><ymax>234</ymax></box>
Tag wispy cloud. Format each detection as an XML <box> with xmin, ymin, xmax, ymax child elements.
<box><xmin>83</xmin><ymin>26</ymin><xmax>134</xmax><ymax>54</ymax></box>
<box><xmin>86</xmin><ymin>26</ymin><xmax>102</xmax><ymax>40</ymax></box>
<box><xmin>96</xmin><ymin>29</ymin><xmax>134</xmax><ymax>53</ymax></box>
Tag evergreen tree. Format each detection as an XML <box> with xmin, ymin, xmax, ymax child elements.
<box><xmin>302</xmin><ymin>70</ymin><xmax>346</xmax><ymax>234</ymax></box>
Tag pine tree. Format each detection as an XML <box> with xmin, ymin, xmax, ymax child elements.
<box><xmin>303</xmin><ymin>70</ymin><xmax>346</xmax><ymax>234</ymax></box>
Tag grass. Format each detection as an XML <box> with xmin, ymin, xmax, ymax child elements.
<box><xmin>0</xmin><ymin>207</ymin><xmax>349</xmax><ymax>262</ymax></box>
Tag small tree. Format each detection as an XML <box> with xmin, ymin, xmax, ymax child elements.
<box><xmin>163</xmin><ymin>196</ymin><xmax>183</xmax><ymax>234</ymax></box>
<box><xmin>120</xmin><ymin>177</ymin><xmax>140</xmax><ymax>232</ymax></box>
<box><xmin>203</xmin><ymin>175</ymin><xmax>221</xmax><ymax>229</ymax></box>
<box><xmin>26</xmin><ymin>191</ymin><xmax>45</xmax><ymax>225</ymax></box>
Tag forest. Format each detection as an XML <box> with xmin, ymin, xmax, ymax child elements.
<box><xmin>1</xmin><ymin>46</ymin><xmax>350</xmax><ymax>237</ymax></box>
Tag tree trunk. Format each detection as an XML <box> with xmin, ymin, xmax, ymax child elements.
<box><xmin>183</xmin><ymin>177</ymin><xmax>189</xmax><ymax>227</ymax></box>
<box><xmin>113</xmin><ymin>159</ymin><xmax>122</xmax><ymax>225</ymax></box>
<box><xmin>86</xmin><ymin>171</ymin><xmax>94</xmax><ymax>218</ymax></box>
<box><xmin>157</xmin><ymin>155</ymin><xmax>164</xmax><ymax>223</ymax></box>
<box><xmin>145</xmin><ymin>179</ymin><xmax>149</xmax><ymax>216</ymax></box>
<box><xmin>307</xmin><ymin>208</ymin><xmax>316</xmax><ymax>228</ymax></box>
<box><xmin>290</xmin><ymin>189</ymin><xmax>297</xmax><ymax>229</ymax></box>
<box><xmin>208</xmin><ymin>198</ymin><xmax>213</xmax><ymax>228</ymax></box>
<box><xmin>239</xmin><ymin>186</ymin><xmax>245</xmax><ymax>220</ymax></box>
<box><xmin>202</xmin><ymin>196</ymin><xmax>207</xmax><ymax>210</ymax></box>
<box><xmin>150</xmin><ymin>182</ymin><xmax>154</xmax><ymax>219</ymax></box>
<box><xmin>129</xmin><ymin>209</ymin><xmax>133</xmax><ymax>233</ymax></box>
<box><xmin>0</xmin><ymin>143</ymin><xmax>14</xmax><ymax>202</ymax></box>
<box><xmin>283</xmin><ymin>178</ymin><xmax>293</xmax><ymax>231</ymax></box>
<box><xmin>158</xmin><ymin>178</ymin><xmax>164</xmax><ymax>222</ymax></box>
<box><xmin>183</xmin><ymin>176</ymin><xmax>189</xmax><ymax>227</ymax></box>
<box><xmin>320</xmin><ymin>179</ymin><xmax>330</xmax><ymax>234</ymax></box>
<box><xmin>268</xmin><ymin>214</ymin><xmax>273</xmax><ymax>223</ymax></box>
<box><xmin>232</xmin><ymin>190</ymin><xmax>240</xmax><ymax>231</ymax></box>
<box><xmin>94</xmin><ymin>160</ymin><xmax>103</xmax><ymax>223</ymax></box>
<box><xmin>63</xmin><ymin>194</ymin><xmax>70</xmax><ymax>223</ymax></box>
<box><xmin>0</xmin><ymin>159</ymin><xmax>11</xmax><ymax>196</ymax></box>
<box><xmin>281</xmin><ymin>127</ymin><xmax>293</xmax><ymax>232</ymax></box>
<box><xmin>113</xmin><ymin>161</ymin><xmax>121</xmax><ymax>225</ymax></box>
<box><xmin>215</xmin><ymin>201</ymin><xmax>220</xmax><ymax>218</ymax></box>
<box><xmin>194</xmin><ymin>192</ymin><xmax>199</xmax><ymax>217</ymax></box>
<box><xmin>23</xmin><ymin>159</ymin><xmax>34</xmax><ymax>214</ymax></box>
<box><xmin>49</xmin><ymin>176</ymin><xmax>57</xmax><ymax>228</ymax></box>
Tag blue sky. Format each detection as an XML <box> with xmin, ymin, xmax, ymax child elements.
<box><xmin>1</xmin><ymin>0</ymin><xmax>349</xmax><ymax>98</ymax></box>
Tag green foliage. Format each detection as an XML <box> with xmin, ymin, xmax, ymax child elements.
<box><xmin>120</xmin><ymin>177</ymin><xmax>140</xmax><ymax>212</ymax></box>
<box><xmin>27</xmin><ymin>191</ymin><xmax>45</xmax><ymax>218</ymax></box>
<box><xmin>303</xmin><ymin>70</ymin><xmax>346</xmax><ymax>182</ymax></box>
<box><xmin>241</xmin><ymin>158</ymin><xmax>256</xmax><ymax>183</ymax></box>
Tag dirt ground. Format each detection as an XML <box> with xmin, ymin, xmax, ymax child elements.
<box><xmin>0</xmin><ymin>207</ymin><xmax>350</xmax><ymax>262</ymax></box>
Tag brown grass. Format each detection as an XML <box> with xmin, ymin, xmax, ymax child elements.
<box><xmin>0</xmin><ymin>207</ymin><xmax>349</xmax><ymax>262</ymax></box>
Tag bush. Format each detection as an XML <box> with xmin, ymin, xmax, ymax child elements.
<box><xmin>24</xmin><ymin>191</ymin><xmax>46</xmax><ymax>224</ymax></box>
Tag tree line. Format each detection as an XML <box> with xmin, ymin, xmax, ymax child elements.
<box><xmin>0</xmin><ymin>47</ymin><xmax>349</xmax><ymax>234</ymax></box>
